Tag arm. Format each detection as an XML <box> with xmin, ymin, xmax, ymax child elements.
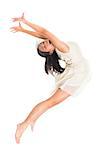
<box><xmin>10</xmin><ymin>22</ymin><xmax>47</xmax><ymax>39</ymax></box>
<box><xmin>21</xmin><ymin>26</ymin><xmax>69</xmax><ymax>53</ymax></box>
<box><xmin>12</xmin><ymin>13</ymin><xmax>45</xmax><ymax>33</ymax></box>
<box><xmin>21</xmin><ymin>29</ymin><xmax>46</xmax><ymax>39</ymax></box>
<box><xmin>12</xmin><ymin>13</ymin><xmax>70</xmax><ymax>52</ymax></box>
<box><xmin>23</xmin><ymin>23</ymin><xmax>70</xmax><ymax>53</ymax></box>
<box><xmin>22</xmin><ymin>29</ymin><xmax>47</xmax><ymax>39</ymax></box>
<box><xmin>42</xmin><ymin>29</ymin><xmax>70</xmax><ymax>53</ymax></box>
<box><xmin>23</xmin><ymin>19</ymin><xmax>45</xmax><ymax>33</ymax></box>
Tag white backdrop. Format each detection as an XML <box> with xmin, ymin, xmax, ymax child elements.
<box><xmin>0</xmin><ymin>0</ymin><xmax>100</xmax><ymax>149</ymax></box>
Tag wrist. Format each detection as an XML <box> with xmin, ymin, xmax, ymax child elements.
<box><xmin>23</xmin><ymin>18</ymin><xmax>27</xmax><ymax>24</ymax></box>
<box><xmin>21</xmin><ymin>28</ymin><xmax>25</xmax><ymax>32</ymax></box>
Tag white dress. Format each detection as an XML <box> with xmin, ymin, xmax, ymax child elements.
<box><xmin>49</xmin><ymin>41</ymin><xmax>91</xmax><ymax>96</ymax></box>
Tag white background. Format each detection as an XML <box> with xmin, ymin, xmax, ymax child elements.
<box><xmin>0</xmin><ymin>0</ymin><xmax>100</xmax><ymax>149</ymax></box>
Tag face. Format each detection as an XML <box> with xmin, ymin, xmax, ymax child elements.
<box><xmin>38</xmin><ymin>40</ymin><xmax>55</xmax><ymax>53</ymax></box>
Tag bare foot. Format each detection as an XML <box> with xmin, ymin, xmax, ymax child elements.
<box><xmin>15</xmin><ymin>123</ymin><xmax>27</xmax><ymax>144</ymax></box>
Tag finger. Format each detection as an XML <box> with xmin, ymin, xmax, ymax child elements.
<box><xmin>10</xmin><ymin>27</ymin><xmax>18</xmax><ymax>32</ymax></box>
<box><xmin>12</xmin><ymin>18</ymin><xmax>15</xmax><ymax>22</ymax></box>
<box><xmin>10</xmin><ymin>27</ymin><xmax>15</xmax><ymax>30</ymax></box>
<box><xmin>19</xmin><ymin>22</ymin><xmax>21</xmax><ymax>27</ymax></box>
<box><xmin>22</xmin><ymin>12</ymin><xmax>24</xmax><ymax>18</ymax></box>
<box><xmin>10</xmin><ymin>28</ymin><xmax>15</xmax><ymax>31</ymax></box>
<box><xmin>12</xmin><ymin>18</ymin><xmax>18</xmax><ymax>22</ymax></box>
<box><xmin>10</xmin><ymin>29</ymin><xmax>17</xmax><ymax>33</ymax></box>
<box><xmin>12</xmin><ymin>29</ymin><xmax>17</xmax><ymax>33</ymax></box>
<box><xmin>10</xmin><ymin>26</ymin><xmax>17</xmax><ymax>29</ymax></box>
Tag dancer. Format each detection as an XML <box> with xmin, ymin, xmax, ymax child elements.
<box><xmin>11</xmin><ymin>13</ymin><xmax>90</xmax><ymax>144</ymax></box>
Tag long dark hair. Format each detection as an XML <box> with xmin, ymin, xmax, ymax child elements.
<box><xmin>37</xmin><ymin>46</ymin><xmax>65</xmax><ymax>75</ymax></box>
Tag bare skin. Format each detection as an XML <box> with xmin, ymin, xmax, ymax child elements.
<box><xmin>11</xmin><ymin>13</ymin><xmax>70</xmax><ymax>53</ymax></box>
<box><xmin>11</xmin><ymin>13</ymin><xmax>71</xmax><ymax>144</ymax></box>
<box><xmin>15</xmin><ymin>88</ymin><xmax>71</xmax><ymax>144</ymax></box>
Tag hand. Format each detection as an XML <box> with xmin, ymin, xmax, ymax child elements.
<box><xmin>12</xmin><ymin>13</ymin><xmax>25</xmax><ymax>22</ymax></box>
<box><xmin>10</xmin><ymin>22</ymin><xmax>23</xmax><ymax>33</ymax></box>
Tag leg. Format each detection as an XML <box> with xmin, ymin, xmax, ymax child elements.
<box><xmin>15</xmin><ymin>88</ymin><xmax>71</xmax><ymax>143</ymax></box>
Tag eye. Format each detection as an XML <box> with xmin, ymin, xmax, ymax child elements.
<box><xmin>41</xmin><ymin>42</ymin><xmax>44</xmax><ymax>45</ymax></box>
<box><xmin>49</xmin><ymin>40</ymin><xmax>51</xmax><ymax>44</ymax></box>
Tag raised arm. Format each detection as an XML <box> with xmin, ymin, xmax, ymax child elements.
<box><xmin>12</xmin><ymin>13</ymin><xmax>45</xmax><ymax>33</ymax></box>
<box><xmin>12</xmin><ymin>13</ymin><xmax>70</xmax><ymax>53</ymax></box>
<box><xmin>41</xmin><ymin>29</ymin><xmax>70</xmax><ymax>53</ymax></box>
<box><xmin>10</xmin><ymin>22</ymin><xmax>47</xmax><ymax>39</ymax></box>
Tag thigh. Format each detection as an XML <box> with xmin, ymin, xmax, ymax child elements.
<box><xmin>49</xmin><ymin>88</ymin><xmax>71</xmax><ymax>103</ymax></box>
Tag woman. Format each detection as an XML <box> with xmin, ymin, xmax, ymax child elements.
<box><xmin>11</xmin><ymin>13</ymin><xmax>90</xmax><ymax>144</ymax></box>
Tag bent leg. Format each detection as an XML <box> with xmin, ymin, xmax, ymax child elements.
<box><xmin>15</xmin><ymin>88</ymin><xmax>71</xmax><ymax>143</ymax></box>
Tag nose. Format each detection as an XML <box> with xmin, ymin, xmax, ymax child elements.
<box><xmin>44</xmin><ymin>44</ymin><xmax>47</xmax><ymax>49</ymax></box>
<box><xmin>44</xmin><ymin>41</ymin><xmax>48</xmax><ymax>47</ymax></box>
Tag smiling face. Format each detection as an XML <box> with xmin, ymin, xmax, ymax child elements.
<box><xmin>38</xmin><ymin>40</ymin><xmax>55</xmax><ymax>53</ymax></box>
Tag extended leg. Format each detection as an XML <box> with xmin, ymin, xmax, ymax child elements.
<box><xmin>15</xmin><ymin>88</ymin><xmax>71</xmax><ymax>143</ymax></box>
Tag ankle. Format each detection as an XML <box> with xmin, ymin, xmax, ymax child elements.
<box><xmin>20</xmin><ymin>121</ymin><xmax>29</xmax><ymax>129</ymax></box>
<box><xmin>24</xmin><ymin>118</ymin><xmax>36</xmax><ymax>126</ymax></box>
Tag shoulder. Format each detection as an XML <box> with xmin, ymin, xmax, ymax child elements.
<box><xmin>56</xmin><ymin>41</ymin><xmax>79</xmax><ymax>54</ymax></box>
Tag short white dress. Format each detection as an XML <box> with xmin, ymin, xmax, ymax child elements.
<box><xmin>49</xmin><ymin>41</ymin><xmax>91</xmax><ymax>96</ymax></box>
